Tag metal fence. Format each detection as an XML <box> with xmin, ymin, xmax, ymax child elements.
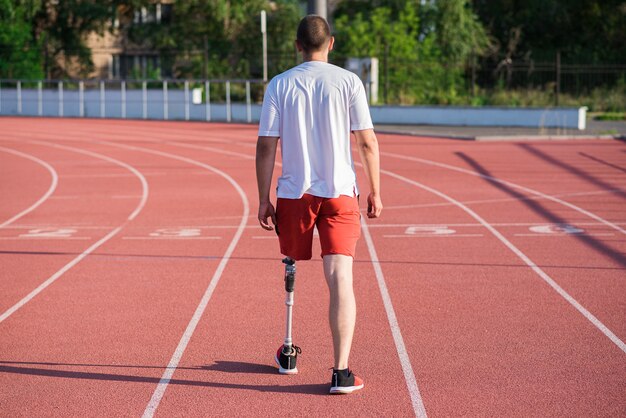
<box><xmin>0</xmin><ymin>79</ymin><xmax>266</xmax><ymax>122</ymax></box>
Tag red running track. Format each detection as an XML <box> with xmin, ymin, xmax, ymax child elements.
<box><xmin>0</xmin><ymin>117</ymin><xmax>625</xmax><ymax>417</ymax></box>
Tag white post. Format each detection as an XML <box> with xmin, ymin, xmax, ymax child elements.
<box><xmin>261</xmin><ymin>10</ymin><xmax>268</xmax><ymax>83</ymax></box>
<box><xmin>142</xmin><ymin>81</ymin><xmax>147</xmax><ymax>119</ymax></box>
<box><xmin>205</xmin><ymin>80</ymin><xmax>211</xmax><ymax>122</ymax></box>
<box><xmin>17</xmin><ymin>81</ymin><xmax>22</xmax><ymax>114</ymax></box>
<box><xmin>0</xmin><ymin>81</ymin><xmax>2</xmax><ymax>114</ymax></box>
<box><xmin>100</xmin><ymin>80</ymin><xmax>105</xmax><ymax>118</ymax></box>
<box><xmin>163</xmin><ymin>80</ymin><xmax>168</xmax><ymax>120</ymax></box>
<box><xmin>184</xmin><ymin>80</ymin><xmax>189</xmax><ymax>121</ymax></box>
<box><xmin>226</xmin><ymin>81</ymin><xmax>231</xmax><ymax>122</ymax></box>
<box><xmin>38</xmin><ymin>81</ymin><xmax>43</xmax><ymax>116</ymax></box>
<box><xmin>121</xmin><ymin>81</ymin><xmax>126</xmax><ymax>119</ymax></box>
<box><xmin>79</xmin><ymin>81</ymin><xmax>84</xmax><ymax>117</ymax></box>
<box><xmin>246</xmin><ymin>81</ymin><xmax>251</xmax><ymax>123</ymax></box>
<box><xmin>58</xmin><ymin>81</ymin><xmax>63</xmax><ymax>117</ymax></box>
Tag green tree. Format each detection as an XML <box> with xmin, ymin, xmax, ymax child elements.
<box><xmin>0</xmin><ymin>0</ymin><xmax>43</xmax><ymax>78</ymax></box>
<box><xmin>334</xmin><ymin>0</ymin><xmax>484</xmax><ymax>104</ymax></box>
<box><xmin>31</xmin><ymin>0</ymin><xmax>117</xmax><ymax>78</ymax></box>
<box><xmin>431</xmin><ymin>0</ymin><xmax>490</xmax><ymax>64</ymax></box>
<box><xmin>126</xmin><ymin>0</ymin><xmax>300</xmax><ymax>79</ymax></box>
<box><xmin>473</xmin><ymin>0</ymin><xmax>626</xmax><ymax>63</ymax></box>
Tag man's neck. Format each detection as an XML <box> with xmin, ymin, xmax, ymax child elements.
<box><xmin>302</xmin><ymin>52</ymin><xmax>328</xmax><ymax>63</ymax></box>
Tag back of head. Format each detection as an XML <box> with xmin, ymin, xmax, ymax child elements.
<box><xmin>296</xmin><ymin>15</ymin><xmax>331</xmax><ymax>54</ymax></box>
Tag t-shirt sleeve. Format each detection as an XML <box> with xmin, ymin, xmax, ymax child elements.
<box><xmin>258</xmin><ymin>80</ymin><xmax>281</xmax><ymax>137</ymax></box>
<box><xmin>349</xmin><ymin>79</ymin><xmax>374</xmax><ymax>131</ymax></box>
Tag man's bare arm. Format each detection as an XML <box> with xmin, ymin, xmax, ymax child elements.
<box><xmin>255</xmin><ymin>136</ymin><xmax>280</xmax><ymax>229</ymax></box>
<box><xmin>354</xmin><ymin>129</ymin><xmax>382</xmax><ymax>218</ymax></box>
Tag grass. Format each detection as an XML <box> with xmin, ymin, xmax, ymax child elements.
<box><xmin>592</xmin><ymin>112</ymin><xmax>626</xmax><ymax>121</ymax></box>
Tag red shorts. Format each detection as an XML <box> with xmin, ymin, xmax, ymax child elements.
<box><xmin>276</xmin><ymin>194</ymin><xmax>361</xmax><ymax>260</ymax></box>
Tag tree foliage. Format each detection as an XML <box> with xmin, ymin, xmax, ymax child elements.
<box><xmin>334</xmin><ymin>0</ymin><xmax>485</xmax><ymax>104</ymax></box>
<box><xmin>473</xmin><ymin>0</ymin><xmax>626</xmax><ymax>63</ymax></box>
<box><xmin>0</xmin><ymin>0</ymin><xmax>43</xmax><ymax>78</ymax></box>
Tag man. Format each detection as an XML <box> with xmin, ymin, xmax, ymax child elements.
<box><xmin>255</xmin><ymin>14</ymin><xmax>382</xmax><ymax>394</ymax></box>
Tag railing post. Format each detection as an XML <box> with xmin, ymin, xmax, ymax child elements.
<box><xmin>555</xmin><ymin>50</ymin><xmax>561</xmax><ymax>107</ymax></box>
<box><xmin>184</xmin><ymin>80</ymin><xmax>189</xmax><ymax>121</ymax></box>
<box><xmin>205</xmin><ymin>80</ymin><xmax>211</xmax><ymax>122</ymax></box>
<box><xmin>246</xmin><ymin>81</ymin><xmax>251</xmax><ymax>123</ymax></box>
<box><xmin>79</xmin><ymin>80</ymin><xmax>84</xmax><ymax>117</ymax></box>
<box><xmin>100</xmin><ymin>80</ymin><xmax>105</xmax><ymax>118</ymax></box>
<box><xmin>58</xmin><ymin>81</ymin><xmax>63</xmax><ymax>117</ymax></box>
<box><xmin>226</xmin><ymin>80</ymin><xmax>231</xmax><ymax>122</ymax></box>
<box><xmin>38</xmin><ymin>81</ymin><xmax>43</xmax><ymax>116</ymax></box>
<box><xmin>17</xmin><ymin>81</ymin><xmax>22</xmax><ymax>114</ymax></box>
<box><xmin>163</xmin><ymin>80</ymin><xmax>168</xmax><ymax>120</ymax></box>
<box><xmin>121</xmin><ymin>80</ymin><xmax>126</xmax><ymax>119</ymax></box>
<box><xmin>142</xmin><ymin>81</ymin><xmax>147</xmax><ymax>119</ymax></box>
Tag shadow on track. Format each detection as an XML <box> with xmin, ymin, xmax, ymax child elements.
<box><xmin>518</xmin><ymin>143</ymin><xmax>626</xmax><ymax>200</ymax></box>
<box><xmin>579</xmin><ymin>152</ymin><xmax>626</xmax><ymax>174</ymax></box>
<box><xmin>455</xmin><ymin>152</ymin><xmax>626</xmax><ymax>268</ymax></box>
<box><xmin>0</xmin><ymin>361</ymin><xmax>328</xmax><ymax>395</ymax></box>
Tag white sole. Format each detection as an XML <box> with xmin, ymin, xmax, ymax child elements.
<box><xmin>329</xmin><ymin>383</ymin><xmax>364</xmax><ymax>394</ymax></box>
<box><xmin>274</xmin><ymin>354</ymin><xmax>298</xmax><ymax>375</ymax></box>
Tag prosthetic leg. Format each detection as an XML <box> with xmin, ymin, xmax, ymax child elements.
<box><xmin>275</xmin><ymin>257</ymin><xmax>301</xmax><ymax>374</ymax></box>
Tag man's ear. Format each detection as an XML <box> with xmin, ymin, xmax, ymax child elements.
<box><xmin>295</xmin><ymin>39</ymin><xmax>303</xmax><ymax>52</ymax></box>
<box><xmin>328</xmin><ymin>36</ymin><xmax>335</xmax><ymax>52</ymax></box>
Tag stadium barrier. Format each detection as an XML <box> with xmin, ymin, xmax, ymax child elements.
<box><xmin>0</xmin><ymin>79</ymin><xmax>586</xmax><ymax>129</ymax></box>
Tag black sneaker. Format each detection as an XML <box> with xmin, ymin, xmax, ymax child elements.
<box><xmin>274</xmin><ymin>344</ymin><xmax>301</xmax><ymax>375</ymax></box>
<box><xmin>329</xmin><ymin>368</ymin><xmax>364</xmax><ymax>394</ymax></box>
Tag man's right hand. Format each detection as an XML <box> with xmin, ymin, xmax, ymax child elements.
<box><xmin>258</xmin><ymin>201</ymin><xmax>277</xmax><ymax>230</ymax></box>
<box><xmin>367</xmin><ymin>193</ymin><xmax>382</xmax><ymax>218</ymax></box>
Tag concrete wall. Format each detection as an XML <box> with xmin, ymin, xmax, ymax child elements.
<box><xmin>0</xmin><ymin>86</ymin><xmax>586</xmax><ymax>129</ymax></box>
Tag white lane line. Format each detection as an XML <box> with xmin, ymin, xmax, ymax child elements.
<box><xmin>0</xmin><ymin>237</ymin><xmax>91</xmax><ymax>240</ymax></box>
<box><xmin>167</xmin><ymin>141</ymin><xmax>256</xmax><ymax>160</ymax></box>
<box><xmin>366</xmin><ymin>222</ymin><xmax>626</xmax><ymax>228</ymax></box>
<box><xmin>0</xmin><ymin>227</ymin><xmax>121</xmax><ymax>323</ymax></box>
<box><xmin>383</xmin><ymin>234</ymin><xmax>483</xmax><ymax>238</ymax></box>
<box><xmin>380</xmin><ymin>167</ymin><xmax>626</xmax><ymax>354</ymax></box>
<box><xmin>514</xmin><ymin>233</ymin><xmax>614</xmax><ymax>237</ymax></box>
<box><xmin>121</xmin><ymin>236</ymin><xmax>222</xmax><ymax>240</ymax></box>
<box><xmin>381</xmin><ymin>151</ymin><xmax>626</xmax><ymax>235</ymax></box>
<box><xmin>93</xmin><ymin>141</ymin><xmax>250</xmax><ymax>418</ymax></box>
<box><xmin>0</xmin><ymin>147</ymin><xmax>59</xmax><ymax>229</ymax></box>
<box><xmin>0</xmin><ymin>141</ymin><xmax>149</xmax><ymax>324</ymax></box>
<box><xmin>362</xmin><ymin>217</ymin><xmax>429</xmax><ymax>418</ymax></box>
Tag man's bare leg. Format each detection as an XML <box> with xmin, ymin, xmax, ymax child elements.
<box><xmin>323</xmin><ymin>254</ymin><xmax>356</xmax><ymax>370</ymax></box>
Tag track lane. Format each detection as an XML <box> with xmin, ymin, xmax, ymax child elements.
<box><xmin>0</xmin><ymin>146</ymin><xmax>58</xmax><ymax>228</ymax></box>
<box><xmin>4</xmin><ymin>120</ymin><xmax>422</xmax><ymax>412</ymax></box>
<box><xmin>127</xmin><ymin>139</ymin><xmax>418</xmax><ymax>417</ymax></box>
<box><xmin>0</xmin><ymin>140</ymin><xmax>146</xmax><ymax>317</ymax></box>
<box><xmin>377</xmin><ymin>139</ymin><xmax>626</xmax><ymax>337</ymax></box>
<box><xmin>0</xmin><ymin>138</ymin><xmax>245</xmax><ymax>416</ymax></box>
<box><xmin>3</xmin><ymin>119</ymin><xmax>624</xmax><ymax>417</ymax></box>
<box><xmin>359</xmin><ymin>167</ymin><xmax>625</xmax><ymax>416</ymax></box>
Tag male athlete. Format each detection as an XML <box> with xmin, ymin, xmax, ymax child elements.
<box><xmin>255</xmin><ymin>15</ymin><xmax>382</xmax><ymax>394</ymax></box>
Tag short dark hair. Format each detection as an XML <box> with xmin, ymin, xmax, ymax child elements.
<box><xmin>296</xmin><ymin>15</ymin><xmax>331</xmax><ymax>53</ymax></box>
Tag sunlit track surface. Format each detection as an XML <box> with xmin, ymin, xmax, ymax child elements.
<box><xmin>0</xmin><ymin>118</ymin><xmax>624</xmax><ymax>417</ymax></box>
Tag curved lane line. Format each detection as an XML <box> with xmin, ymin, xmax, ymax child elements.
<box><xmin>92</xmin><ymin>140</ymin><xmax>250</xmax><ymax>418</ymax></box>
<box><xmin>380</xmin><ymin>151</ymin><xmax>626</xmax><ymax>235</ymax></box>
<box><xmin>0</xmin><ymin>147</ymin><xmax>59</xmax><ymax>229</ymax></box>
<box><xmin>379</xmin><ymin>166</ymin><xmax>626</xmax><ymax>354</ymax></box>
<box><xmin>165</xmin><ymin>140</ymin><xmax>427</xmax><ymax>417</ymax></box>
<box><xmin>0</xmin><ymin>141</ymin><xmax>149</xmax><ymax>324</ymax></box>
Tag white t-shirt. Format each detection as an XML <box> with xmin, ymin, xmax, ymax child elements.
<box><xmin>258</xmin><ymin>61</ymin><xmax>373</xmax><ymax>199</ymax></box>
